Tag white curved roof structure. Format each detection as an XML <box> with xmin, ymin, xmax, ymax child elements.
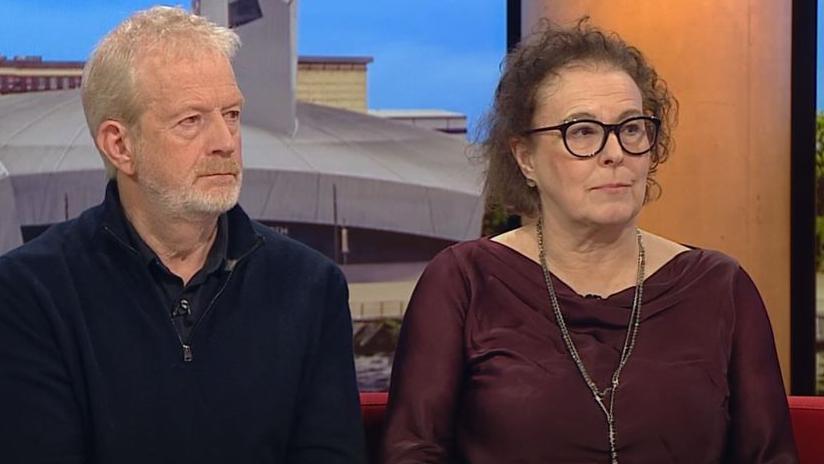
<box><xmin>0</xmin><ymin>89</ymin><xmax>483</xmax><ymax>255</ymax></box>
<box><xmin>0</xmin><ymin>162</ymin><xmax>21</xmax><ymax>252</ymax></box>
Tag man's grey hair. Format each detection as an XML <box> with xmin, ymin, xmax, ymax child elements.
<box><xmin>81</xmin><ymin>6</ymin><xmax>241</xmax><ymax>179</ymax></box>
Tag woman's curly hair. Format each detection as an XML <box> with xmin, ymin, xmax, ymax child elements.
<box><xmin>478</xmin><ymin>18</ymin><xmax>678</xmax><ymax>217</ymax></box>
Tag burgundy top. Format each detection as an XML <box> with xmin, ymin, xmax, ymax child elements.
<box><xmin>382</xmin><ymin>238</ymin><xmax>798</xmax><ymax>463</ymax></box>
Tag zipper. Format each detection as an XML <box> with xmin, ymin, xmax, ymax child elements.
<box><xmin>102</xmin><ymin>225</ymin><xmax>140</xmax><ymax>255</ymax></box>
<box><xmin>182</xmin><ymin>344</ymin><xmax>193</xmax><ymax>362</ymax></box>
<box><xmin>105</xmin><ymin>224</ymin><xmax>264</xmax><ymax>363</ymax></box>
<box><xmin>181</xmin><ymin>268</ymin><xmax>235</xmax><ymax>362</ymax></box>
<box><xmin>179</xmin><ymin>237</ymin><xmax>263</xmax><ymax>363</ymax></box>
<box><xmin>106</xmin><ymin>225</ymin><xmax>194</xmax><ymax>363</ymax></box>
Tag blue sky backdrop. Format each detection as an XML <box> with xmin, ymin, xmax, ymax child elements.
<box><xmin>299</xmin><ymin>0</ymin><xmax>505</xmax><ymax>136</ymax></box>
<box><xmin>0</xmin><ymin>0</ymin><xmax>506</xmax><ymax>136</ymax></box>
<box><xmin>2</xmin><ymin>1</ymin><xmax>821</xmax><ymax>124</ymax></box>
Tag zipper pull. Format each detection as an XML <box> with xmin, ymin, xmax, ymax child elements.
<box><xmin>182</xmin><ymin>344</ymin><xmax>193</xmax><ymax>362</ymax></box>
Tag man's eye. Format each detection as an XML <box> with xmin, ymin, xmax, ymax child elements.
<box><xmin>180</xmin><ymin>115</ymin><xmax>201</xmax><ymax>126</ymax></box>
<box><xmin>224</xmin><ymin>110</ymin><xmax>241</xmax><ymax>122</ymax></box>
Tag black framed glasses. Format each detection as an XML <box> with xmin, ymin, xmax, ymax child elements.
<box><xmin>525</xmin><ymin>115</ymin><xmax>661</xmax><ymax>158</ymax></box>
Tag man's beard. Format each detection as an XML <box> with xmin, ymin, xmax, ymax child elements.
<box><xmin>136</xmin><ymin>150</ymin><xmax>243</xmax><ymax>217</ymax></box>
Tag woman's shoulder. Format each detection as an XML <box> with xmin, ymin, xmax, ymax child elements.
<box><xmin>424</xmin><ymin>238</ymin><xmax>494</xmax><ymax>277</ymax></box>
<box><xmin>642</xmin><ymin>230</ymin><xmax>742</xmax><ymax>272</ymax></box>
<box><xmin>432</xmin><ymin>236</ymin><xmax>506</xmax><ymax>262</ymax></box>
<box><xmin>421</xmin><ymin>235</ymin><xmax>534</xmax><ymax>284</ymax></box>
<box><xmin>640</xmin><ymin>232</ymin><xmax>751</xmax><ymax>300</ymax></box>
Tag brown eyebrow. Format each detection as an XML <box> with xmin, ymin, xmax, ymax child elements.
<box><xmin>563</xmin><ymin>109</ymin><xmax>644</xmax><ymax>123</ymax></box>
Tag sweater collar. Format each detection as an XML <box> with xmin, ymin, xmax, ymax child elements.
<box><xmin>100</xmin><ymin>180</ymin><xmax>261</xmax><ymax>261</ymax></box>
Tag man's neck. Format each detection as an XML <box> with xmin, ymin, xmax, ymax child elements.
<box><xmin>118</xmin><ymin>184</ymin><xmax>220</xmax><ymax>284</ymax></box>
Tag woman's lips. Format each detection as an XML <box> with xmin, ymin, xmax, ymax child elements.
<box><xmin>593</xmin><ymin>182</ymin><xmax>630</xmax><ymax>188</ymax></box>
<box><xmin>591</xmin><ymin>183</ymin><xmax>632</xmax><ymax>192</ymax></box>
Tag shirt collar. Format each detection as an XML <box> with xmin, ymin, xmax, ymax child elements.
<box><xmin>118</xmin><ymin>197</ymin><xmax>229</xmax><ymax>277</ymax></box>
<box><xmin>101</xmin><ymin>179</ymin><xmax>259</xmax><ymax>263</ymax></box>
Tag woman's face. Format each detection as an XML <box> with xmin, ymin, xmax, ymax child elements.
<box><xmin>512</xmin><ymin>65</ymin><xmax>651</xmax><ymax>231</ymax></box>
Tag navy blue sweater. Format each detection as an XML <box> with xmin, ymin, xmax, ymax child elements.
<box><xmin>0</xmin><ymin>185</ymin><xmax>365</xmax><ymax>463</ymax></box>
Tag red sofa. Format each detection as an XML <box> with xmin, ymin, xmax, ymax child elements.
<box><xmin>360</xmin><ymin>393</ymin><xmax>824</xmax><ymax>463</ymax></box>
<box><xmin>360</xmin><ymin>392</ymin><xmax>389</xmax><ymax>464</ymax></box>
<box><xmin>788</xmin><ymin>396</ymin><xmax>824</xmax><ymax>464</ymax></box>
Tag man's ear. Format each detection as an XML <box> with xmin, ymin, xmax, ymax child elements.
<box><xmin>510</xmin><ymin>136</ymin><xmax>536</xmax><ymax>181</ymax></box>
<box><xmin>96</xmin><ymin>120</ymin><xmax>138</xmax><ymax>176</ymax></box>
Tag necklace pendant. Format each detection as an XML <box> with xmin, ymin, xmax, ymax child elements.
<box><xmin>536</xmin><ymin>217</ymin><xmax>643</xmax><ymax>464</ymax></box>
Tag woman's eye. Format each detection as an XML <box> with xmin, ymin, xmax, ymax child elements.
<box><xmin>622</xmin><ymin>122</ymin><xmax>642</xmax><ymax>135</ymax></box>
<box><xmin>569</xmin><ymin>125</ymin><xmax>597</xmax><ymax>137</ymax></box>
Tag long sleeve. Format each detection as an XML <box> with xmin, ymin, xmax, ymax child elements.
<box><xmin>724</xmin><ymin>268</ymin><xmax>799</xmax><ymax>463</ymax></box>
<box><xmin>382</xmin><ymin>248</ymin><xmax>469</xmax><ymax>464</ymax></box>
<box><xmin>286</xmin><ymin>266</ymin><xmax>366</xmax><ymax>464</ymax></box>
<box><xmin>0</xmin><ymin>257</ymin><xmax>86</xmax><ymax>463</ymax></box>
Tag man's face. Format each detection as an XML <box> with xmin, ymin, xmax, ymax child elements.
<box><xmin>132</xmin><ymin>50</ymin><xmax>244</xmax><ymax>217</ymax></box>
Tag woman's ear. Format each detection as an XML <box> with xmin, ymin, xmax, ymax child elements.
<box><xmin>96</xmin><ymin>120</ymin><xmax>138</xmax><ymax>177</ymax></box>
<box><xmin>510</xmin><ymin>136</ymin><xmax>536</xmax><ymax>182</ymax></box>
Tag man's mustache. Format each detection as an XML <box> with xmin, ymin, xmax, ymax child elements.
<box><xmin>195</xmin><ymin>160</ymin><xmax>241</xmax><ymax>176</ymax></box>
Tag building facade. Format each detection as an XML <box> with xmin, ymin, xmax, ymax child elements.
<box><xmin>0</xmin><ymin>56</ymin><xmax>83</xmax><ymax>94</ymax></box>
<box><xmin>296</xmin><ymin>56</ymin><xmax>373</xmax><ymax>113</ymax></box>
<box><xmin>0</xmin><ymin>55</ymin><xmax>373</xmax><ymax>113</ymax></box>
<box><xmin>0</xmin><ymin>55</ymin><xmax>467</xmax><ymax>139</ymax></box>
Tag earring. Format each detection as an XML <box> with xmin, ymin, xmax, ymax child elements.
<box><xmin>525</xmin><ymin>178</ymin><xmax>537</xmax><ymax>188</ymax></box>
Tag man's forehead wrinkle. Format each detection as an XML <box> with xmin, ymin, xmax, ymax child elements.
<box><xmin>135</xmin><ymin>54</ymin><xmax>240</xmax><ymax>115</ymax></box>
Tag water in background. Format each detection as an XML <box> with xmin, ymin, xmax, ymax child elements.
<box><xmin>353</xmin><ymin>318</ymin><xmax>401</xmax><ymax>391</ymax></box>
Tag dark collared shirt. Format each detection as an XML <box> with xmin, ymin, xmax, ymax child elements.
<box><xmin>123</xmin><ymin>212</ymin><xmax>229</xmax><ymax>343</ymax></box>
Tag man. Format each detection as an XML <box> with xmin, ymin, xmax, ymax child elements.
<box><xmin>0</xmin><ymin>7</ymin><xmax>364</xmax><ymax>463</ymax></box>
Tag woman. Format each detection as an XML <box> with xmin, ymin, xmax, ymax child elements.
<box><xmin>382</xmin><ymin>20</ymin><xmax>798</xmax><ymax>464</ymax></box>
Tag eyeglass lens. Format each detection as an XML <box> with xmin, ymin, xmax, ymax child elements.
<box><xmin>565</xmin><ymin>118</ymin><xmax>657</xmax><ymax>157</ymax></box>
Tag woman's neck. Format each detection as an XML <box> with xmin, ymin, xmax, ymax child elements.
<box><xmin>496</xmin><ymin>215</ymin><xmax>642</xmax><ymax>297</ymax></box>
<box><xmin>541</xmin><ymin>217</ymin><xmax>641</xmax><ymax>297</ymax></box>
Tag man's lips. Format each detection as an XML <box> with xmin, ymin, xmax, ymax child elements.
<box><xmin>199</xmin><ymin>172</ymin><xmax>238</xmax><ymax>177</ymax></box>
<box><xmin>197</xmin><ymin>172</ymin><xmax>239</xmax><ymax>184</ymax></box>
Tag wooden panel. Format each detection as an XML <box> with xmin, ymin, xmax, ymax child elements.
<box><xmin>523</xmin><ymin>0</ymin><xmax>793</xmax><ymax>388</ymax></box>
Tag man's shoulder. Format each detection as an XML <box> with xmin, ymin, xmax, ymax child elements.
<box><xmin>247</xmin><ymin>220</ymin><xmax>342</xmax><ymax>277</ymax></box>
<box><xmin>2</xmin><ymin>211</ymin><xmax>94</xmax><ymax>265</ymax></box>
<box><xmin>0</xmin><ymin>204</ymin><xmax>106</xmax><ymax>286</ymax></box>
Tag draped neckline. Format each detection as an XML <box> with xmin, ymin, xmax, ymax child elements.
<box><xmin>478</xmin><ymin>236</ymin><xmax>705</xmax><ymax>325</ymax></box>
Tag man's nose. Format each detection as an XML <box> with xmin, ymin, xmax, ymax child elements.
<box><xmin>207</xmin><ymin>114</ymin><xmax>236</xmax><ymax>156</ymax></box>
